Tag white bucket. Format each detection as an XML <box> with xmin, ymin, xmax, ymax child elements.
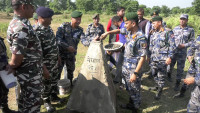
<box><xmin>0</xmin><ymin>70</ymin><xmax>17</xmax><ymax>89</ymax></box>
<box><xmin>57</xmin><ymin>79</ymin><xmax>71</xmax><ymax>95</ymax></box>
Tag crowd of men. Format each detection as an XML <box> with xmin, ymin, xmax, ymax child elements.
<box><xmin>0</xmin><ymin>0</ymin><xmax>200</xmax><ymax>113</ymax></box>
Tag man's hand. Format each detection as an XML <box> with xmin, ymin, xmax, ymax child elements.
<box><xmin>67</xmin><ymin>46</ymin><xmax>76</xmax><ymax>53</ymax></box>
<box><xmin>5</xmin><ymin>64</ymin><xmax>15</xmax><ymax>75</ymax></box>
<box><xmin>183</xmin><ymin>77</ymin><xmax>195</xmax><ymax>85</ymax></box>
<box><xmin>94</xmin><ymin>35</ymin><xmax>100</xmax><ymax>41</ymax></box>
<box><xmin>130</xmin><ymin>73</ymin><xmax>137</xmax><ymax>83</ymax></box>
<box><xmin>178</xmin><ymin>44</ymin><xmax>185</xmax><ymax>49</ymax></box>
<box><xmin>43</xmin><ymin>65</ymin><xmax>50</xmax><ymax>79</ymax></box>
<box><xmin>165</xmin><ymin>58</ymin><xmax>171</xmax><ymax>65</ymax></box>
<box><xmin>187</xmin><ymin>56</ymin><xmax>193</xmax><ymax>64</ymax></box>
<box><xmin>100</xmin><ymin>32</ymin><xmax>109</xmax><ymax>40</ymax></box>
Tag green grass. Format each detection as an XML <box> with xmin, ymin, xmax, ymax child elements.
<box><xmin>0</xmin><ymin>12</ymin><xmax>198</xmax><ymax>113</ymax></box>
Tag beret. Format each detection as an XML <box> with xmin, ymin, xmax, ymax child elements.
<box><xmin>92</xmin><ymin>13</ymin><xmax>99</xmax><ymax>19</ymax></box>
<box><xmin>12</xmin><ymin>0</ymin><xmax>34</xmax><ymax>6</ymax></box>
<box><xmin>33</xmin><ymin>13</ymin><xmax>38</xmax><ymax>20</ymax></box>
<box><xmin>124</xmin><ymin>12</ymin><xmax>138</xmax><ymax>22</ymax></box>
<box><xmin>71</xmin><ymin>11</ymin><xmax>82</xmax><ymax>18</ymax></box>
<box><xmin>152</xmin><ymin>16</ymin><xmax>163</xmax><ymax>22</ymax></box>
<box><xmin>36</xmin><ymin>7</ymin><xmax>54</xmax><ymax>18</ymax></box>
<box><xmin>180</xmin><ymin>14</ymin><xmax>188</xmax><ymax>19</ymax></box>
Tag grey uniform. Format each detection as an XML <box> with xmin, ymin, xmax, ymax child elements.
<box><xmin>170</xmin><ymin>26</ymin><xmax>195</xmax><ymax>81</ymax></box>
<box><xmin>56</xmin><ymin>22</ymin><xmax>89</xmax><ymax>83</ymax></box>
<box><xmin>121</xmin><ymin>29</ymin><xmax>147</xmax><ymax>108</ymax></box>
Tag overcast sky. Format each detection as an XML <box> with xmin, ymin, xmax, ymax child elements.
<box><xmin>71</xmin><ymin>0</ymin><xmax>193</xmax><ymax>9</ymax></box>
<box><xmin>137</xmin><ymin>0</ymin><xmax>193</xmax><ymax>8</ymax></box>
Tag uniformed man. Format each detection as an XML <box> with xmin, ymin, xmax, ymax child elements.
<box><xmin>169</xmin><ymin>14</ymin><xmax>195</xmax><ymax>91</ymax></box>
<box><xmin>56</xmin><ymin>11</ymin><xmax>89</xmax><ymax>86</ymax></box>
<box><xmin>144</xmin><ymin>10</ymin><xmax>159</xmax><ymax>78</ymax></box>
<box><xmin>101</xmin><ymin>12</ymin><xmax>147</xmax><ymax>112</ymax></box>
<box><xmin>85</xmin><ymin>13</ymin><xmax>104</xmax><ymax>45</ymax></box>
<box><xmin>35</xmin><ymin>6</ymin><xmax>61</xmax><ymax>112</ymax></box>
<box><xmin>7</xmin><ymin>0</ymin><xmax>48</xmax><ymax>112</ymax></box>
<box><xmin>183</xmin><ymin>36</ymin><xmax>200</xmax><ymax>112</ymax></box>
<box><xmin>148</xmin><ymin>16</ymin><xmax>176</xmax><ymax>100</ymax></box>
<box><xmin>0</xmin><ymin>37</ymin><xmax>18</xmax><ymax>113</ymax></box>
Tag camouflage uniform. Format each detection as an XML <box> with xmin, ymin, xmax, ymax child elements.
<box><xmin>34</xmin><ymin>23</ymin><xmax>60</xmax><ymax>103</ymax></box>
<box><xmin>121</xmin><ymin>29</ymin><xmax>147</xmax><ymax>109</ymax></box>
<box><xmin>0</xmin><ymin>37</ymin><xmax>9</xmax><ymax>109</ymax></box>
<box><xmin>56</xmin><ymin>22</ymin><xmax>89</xmax><ymax>84</ymax></box>
<box><xmin>170</xmin><ymin>26</ymin><xmax>195</xmax><ymax>81</ymax></box>
<box><xmin>149</xmin><ymin>28</ymin><xmax>176</xmax><ymax>89</ymax></box>
<box><xmin>85</xmin><ymin>23</ymin><xmax>105</xmax><ymax>44</ymax></box>
<box><xmin>7</xmin><ymin>15</ymin><xmax>43</xmax><ymax>113</ymax></box>
<box><xmin>187</xmin><ymin>36</ymin><xmax>200</xmax><ymax>112</ymax></box>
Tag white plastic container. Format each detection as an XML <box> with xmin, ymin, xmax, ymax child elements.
<box><xmin>57</xmin><ymin>79</ymin><xmax>71</xmax><ymax>95</ymax></box>
<box><xmin>0</xmin><ymin>70</ymin><xmax>17</xmax><ymax>89</ymax></box>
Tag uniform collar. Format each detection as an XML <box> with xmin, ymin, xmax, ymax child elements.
<box><xmin>14</xmin><ymin>14</ymin><xmax>29</xmax><ymax>25</ymax></box>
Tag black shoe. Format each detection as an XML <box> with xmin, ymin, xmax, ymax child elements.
<box><xmin>173</xmin><ymin>92</ymin><xmax>184</xmax><ymax>98</ymax></box>
<box><xmin>2</xmin><ymin>106</ymin><xmax>18</xmax><ymax>113</ymax></box>
<box><xmin>167</xmin><ymin>73</ymin><xmax>172</xmax><ymax>82</ymax></box>
<box><xmin>154</xmin><ymin>88</ymin><xmax>162</xmax><ymax>100</ymax></box>
<box><xmin>120</xmin><ymin>103</ymin><xmax>136</xmax><ymax>111</ymax></box>
<box><xmin>51</xmin><ymin>94</ymin><xmax>65</xmax><ymax>104</ymax></box>
<box><xmin>44</xmin><ymin>103</ymin><xmax>56</xmax><ymax>113</ymax></box>
<box><xmin>174</xmin><ymin>80</ymin><xmax>181</xmax><ymax>91</ymax></box>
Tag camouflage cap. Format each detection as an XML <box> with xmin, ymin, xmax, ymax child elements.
<box><xmin>71</xmin><ymin>11</ymin><xmax>82</xmax><ymax>18</ymax></box>
<box><xmin>33</xmin><ymin>13</ymin><xmax>38</xmax><ymax>20</ymax></box>
<box><xmin>92</xmin><ymin>13</ymin><xmax>99</xmax><ymax>19</ymax></box>
<box><xmin>11</xmin><ymin>0</ymin><xmax>34</xmax><ymax>6</ymax></box>
<box><xmin>180</xmin><ymin>14</ymin><xmax>188</xmax><ymax>20</ymax></box>
<box><xmin>151</xmin><ymin>16</ymin><xmax>162</xmax><ymax>22</ymax></box>
<box><xmin>124</xmin><ymin>12</ymin><xmax>138</xmax><ymax>22</ymax></box>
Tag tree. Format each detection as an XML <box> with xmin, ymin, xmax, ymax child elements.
<box><xmin>152</xmin><ymin>6</ymin><xmax>161</xmax><ymax>13</ymax></box>
<box><xmin>192</xmin><ymin>0</ymin><xmax>200</xmax><ymax>15</ymax></box>
<box><xmin>171</xmin><ymin>6</ymin><xmax>181</xmax><ymax>14</ymax></box>
<box><xmin>161</xmin><ymin>5</ymin><xmax>170</xmax><ymax>17</ymax></box>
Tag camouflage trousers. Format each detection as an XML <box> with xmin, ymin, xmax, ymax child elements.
<box><xmin>42</xmin><ymin>66</ymin><xmax>60</xmax><ymax>103</ymax></box>
<box><xmin>17</xmin><ymin>73</ymin><xmax>43</xmax><ymax>113</ymax></box>
<box><xmin>113</xmin><ymin>51</ymin><xmax>124</xmax><ymax>83</ymax></box>
<box><xmin>151</xmin><ymin>61</ymin><xmax>167</xmax><ymax>88</ymax></box>
<box><xmin>122</xmin><ymin>65</ymin><xmax>141</xmax><ymax>109</ymax></box>
<box><xmin>60</xmin><ymin>56</ymin><xmax>76</xmax><ymax>81</ymax></box>
<box><xmin>187</xmin><ymin>86</ymin><xmax>200</xmax><ymax>113</ymax></box>
<box><xmin>170</xmin><ymin>53</ymin><xmax>187</xmax><ymax>80</ymax></box>
<box><xmin>0</xmin><ymin>77</ymin><xmax>8</xmax><ymax>107</ymax></box>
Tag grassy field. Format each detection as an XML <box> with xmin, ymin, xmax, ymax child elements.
<box><xmin>0</xmin><ymin>12</ymin><xmax>198</xmax><ymax>113</ymax></box>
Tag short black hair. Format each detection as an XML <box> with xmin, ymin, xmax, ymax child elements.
<box><xmin>137</xmin><ymin>8</ymin><xmax>144</xmax><ymax>14</ymax></box>
<box><xmin>112</xmin><ymin>16</ymin><xmax>121</xmax><ymax>23</ymax></box>
<box><xmin>117</xmin><ymin>7</ymin><xmax>125</xmax><ymax>12</ymax></box>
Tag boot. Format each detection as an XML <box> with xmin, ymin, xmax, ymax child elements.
<box><xmin>174</xmin><ymin>80</ymin><xmax>181</xmax><ymax>91</ymax></box>
<box><xmin>44</xmin><ymin>102</ymin><xmax>56</xmax><ymax>113</ymax></box>
<box><xmin>167</xmin><ymin>72</ymin><xmax>172</xmax><ymax>82</ymax></box>
<box><xmin>154</xmin><ymin>87</ymin><xmax>162</xmax><ymax>100</ymax></box>
<box><xmin>51</xmin><ymin>94</ymin><xmax>65</xmax><ymax>104</ymax></box>
<box><xmin>144</xmin><ymin>69</ymin><xmax>152</xmax><ymax>79</ymax></box>
<box><xmin>2</xmin><ymin>105</ymin><xmax>18</xmax><ymax>113</ymax></box>
<box><xmin>173</xmin><ymin>84</ymin><xmax>187</xmax><ymax>98</ymax></box>
<box><xmin>120</xmin><ymin>103</ymin><xmax>138</xmax><ymax>112</ymax></box>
